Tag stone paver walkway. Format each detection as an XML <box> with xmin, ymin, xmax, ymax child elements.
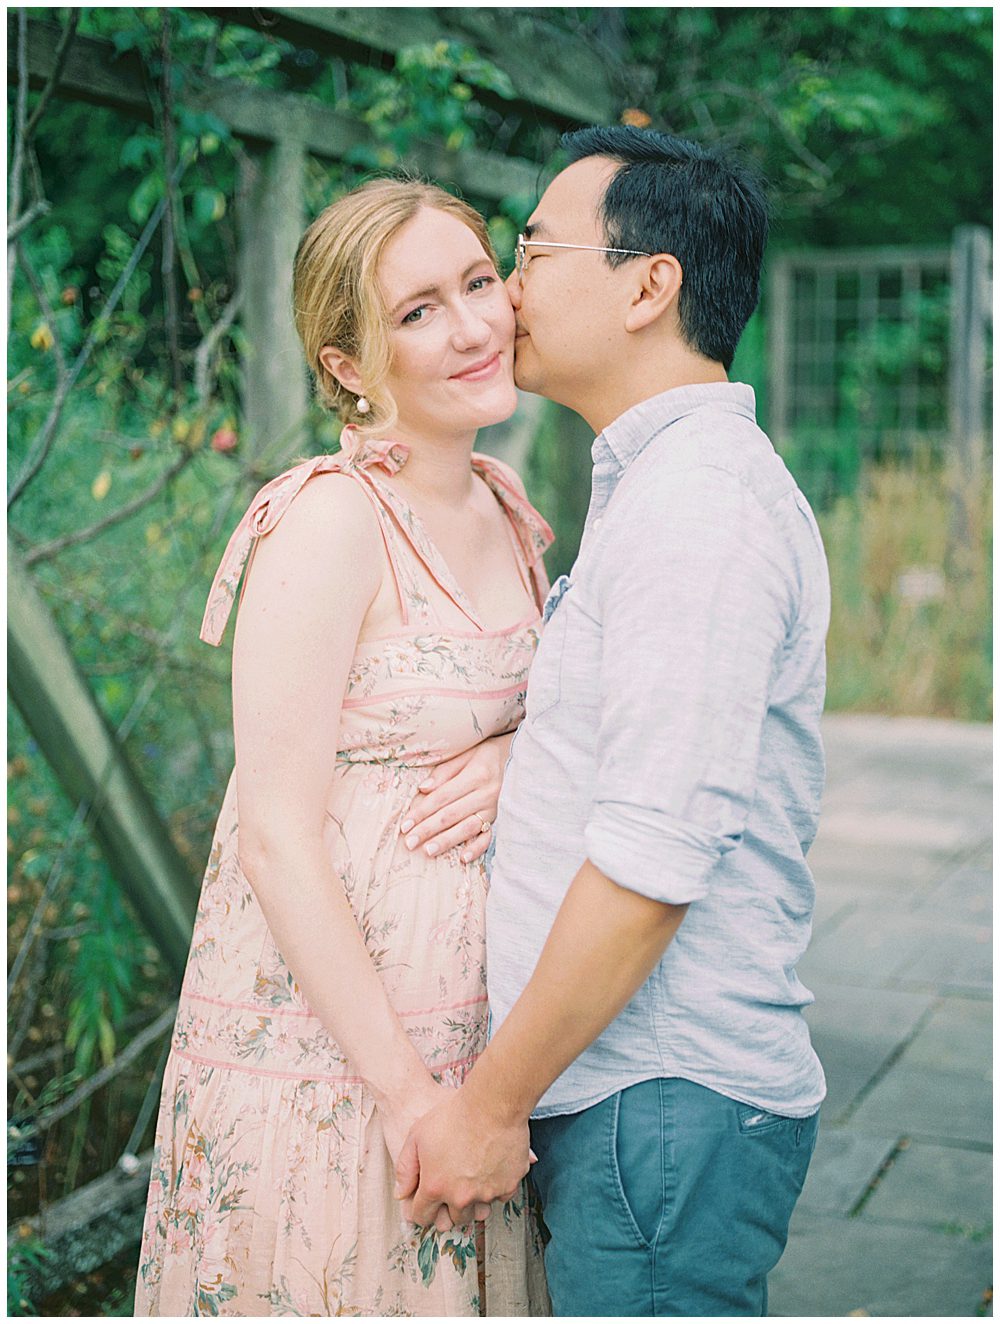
<box><xmin>768</xmin><ymin>715</ymin><xmax>992</xmax><ymax>1318</ymax></box>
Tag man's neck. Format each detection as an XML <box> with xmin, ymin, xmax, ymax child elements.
<box><xmin>580</xmin><ymin>354</ymin><xmax>728</xmax><ymax>436</ymax></box>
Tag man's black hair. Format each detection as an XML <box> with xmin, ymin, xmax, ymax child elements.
<box><xmin>560</xmin><ymin>126</ymin><xmax>769</xmax><ymax>371</ymax></box>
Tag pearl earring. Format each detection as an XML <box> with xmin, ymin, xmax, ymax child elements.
<box><xmin>355</xmin><ymin>395</ymin><xmax>370</xmax><ymax>415</ymax></box>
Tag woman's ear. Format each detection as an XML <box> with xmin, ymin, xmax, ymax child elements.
<box><xmin>318</xmin><ymin>346</ymin><xmax>363</xmax><ymax>394</ymax></box>
<box><xmin>624</xmin><ymin>254</ymin><xmax>683</xmax><ymax>333</ymax></box>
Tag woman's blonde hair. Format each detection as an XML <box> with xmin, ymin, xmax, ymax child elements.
<box><xmin>292</xmin><ymin>178</ymin><xmax>497</xmax><ymax>436</ymax></box>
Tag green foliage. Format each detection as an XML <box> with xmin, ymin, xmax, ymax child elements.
<box><xmin>7</xmin><ymin>1233</ymin><xmax>53</xmax><ymax>1317</ymax></box>
<box><xmin>63</xmin><ymin>870</ymin><xmax>138</xmax><ymax>1073</ymax></box>
<box><xmin>342</xmin><ymin>40</ymin><xmax>515</xmax><ymax>162</ymax></box>
<box><xmin>622</xmin><ymin>6</ymin><xmax>991</xmax><ymax>243</ymax></box>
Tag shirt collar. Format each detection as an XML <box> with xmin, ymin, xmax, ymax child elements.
<box><xmin>593</xmin><ymin>382</ymin><xmax>758</xmax><ymax>468</ymax></box>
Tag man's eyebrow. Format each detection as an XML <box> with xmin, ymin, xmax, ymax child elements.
<box><xmin>390</xmin><ymin>260</ymin><xmax>492</xmax><ymax>316</ymax></box>
<box><xmin>522</xmin><ymin>221</ymin><xmax>549</xmax><ymax>241</ymax></box>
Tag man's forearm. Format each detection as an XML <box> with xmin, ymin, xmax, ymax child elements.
<box><xmin>464</xmin><ymin>858</ymin><xmax>687</xmax><ymax>1124</ymax></box>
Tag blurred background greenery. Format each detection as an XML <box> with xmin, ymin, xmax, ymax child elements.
<box><xmin>6</xmin><ymin>6</ymin><xmax>992</xmax><ymax>1314</ymax></box>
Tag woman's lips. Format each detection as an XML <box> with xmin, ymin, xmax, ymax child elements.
<box><xmin>450</xmin><ymin>352</ymin><xmax>501</xmax><ymax>382</ymax></box>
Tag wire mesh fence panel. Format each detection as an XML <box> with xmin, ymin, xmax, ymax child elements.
<box><xmin>767</xmin><ymin>229</ymin><xmax>991</xmax><ymax>508</ymax></box>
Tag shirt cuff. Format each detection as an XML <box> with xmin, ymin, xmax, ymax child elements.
<box><xmin>584</xmin><ymin>800</ymin><xmax>736</xmax><ymax>905</ymax></box>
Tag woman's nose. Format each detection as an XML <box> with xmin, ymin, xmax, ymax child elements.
<box><xmin>450</xmin><ymin>305</ymin><xmax>491</xmax><ymax>350</ymax></box>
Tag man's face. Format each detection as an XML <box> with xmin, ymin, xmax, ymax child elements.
<box><xmin>505</xmin><ymin>156</ymin><xmax>632</xmax><ymax>408</ymax></box>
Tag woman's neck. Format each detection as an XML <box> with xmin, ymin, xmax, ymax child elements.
<box><xmin>386</xmin><ymin>420</ymin><xmax>478</xmax><ymax>509</ymax></box>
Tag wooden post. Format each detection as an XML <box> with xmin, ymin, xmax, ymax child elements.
<box><xmin>767</xmin><ymin>253</ymin><xmax>792</xmax><ymax>445</ymax></box>
<box><xmin>949</xmin><ymin>224</ymin><xmax>992</xmax><ymax>476</ymax></box>
<box><xmin>237</xmin><ymin>138</ymin><xmax>309</xmax><ymax>467</ymax></box>
<box><xmin>947</xmin><ymin>225</ymin><xmax>991</xmax><ymax>567</ymax></box>
<box><xmin>7</xmin><ymin>542</ymin><xmax>198</xmax><ymax>975</ymax></box>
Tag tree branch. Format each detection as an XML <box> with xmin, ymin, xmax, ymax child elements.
<box><xmin>11</xmin><ymin>1003</ymin><xmax>155</xmax><ymax>1078</ymax></box>
<box><xmin>7</xmin><ymin>943</ymin><xmax>47</xmax><ymax>1062</ymax></box>
<box><xmin>7</xmin><ymin>151</ymin><xmax>193</xmax><ymax>511</ymax></box>
<box><xmin>160</xmin><ymin>11</ymin><xmax>183</xmax><ymax>400</ymax></box>
<box><xmin>7</xmin><ymin>198</ymin><xmax>51</xmax><ymax>244</ymax></box>
<box><xmin>7</xmin><ymin>8</ymin><xmax>30</xmax><ymax>336</ymax></box>
<box><xmin>15</xmin><ymin>1003</ymin><xmax>178</xmax><ymax>1140</ymax></box>
<box><xmin>194</xmin><ymin>290</ymin><xmax>242</xmax><ymax>404</ymax></box>
<box><xmin>18</xmin><ymin>241</ymin><xmax>68</xmax><ymax>380</ymax></box>
<box><xmin>7</xmin><ymin>802</ymin><xmax>90</xmax><ymax>995</ymax></box>
<box><xmin>24</xmin><ymin>449</ymin><xmax>195</xmax><ymax>566</ymax></box>
<box><xmin>699</xmin><ymin>77</ymin><xmax>835</xmax><ymax>181</ymax></box>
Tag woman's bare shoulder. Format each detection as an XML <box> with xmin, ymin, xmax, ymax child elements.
<box><xmin>253</xmin><ymin>469</ymin><xmax>383</xmax><ymax>567</ymax></box>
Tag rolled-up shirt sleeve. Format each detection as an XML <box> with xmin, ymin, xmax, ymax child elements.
<box><xmin>583</xmin><ymin>459</ymin><xmax>794</xmax><ymax>905</ymax></box>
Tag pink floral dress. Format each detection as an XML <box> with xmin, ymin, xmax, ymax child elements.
<box><xmin>134</xmin><ymin>433</ymin><xmax>553</xmax><ymax>1318</ymax></box>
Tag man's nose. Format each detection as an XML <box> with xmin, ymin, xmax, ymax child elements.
<box><xmin>505</xmin><ymin>268</ymin><xmax>522</xmax><ymax>308</ymax></box>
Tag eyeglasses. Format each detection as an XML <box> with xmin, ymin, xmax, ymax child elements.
<box><xmin>515</xmin><ymin>233</ymin><xmax>651</xmax><ymax>275</ymax></box>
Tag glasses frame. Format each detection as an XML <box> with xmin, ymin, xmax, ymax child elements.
<box><xmin>515</xmin><ymin>233</ymin><xmax>652</xmax><ymax>275</ymax></box>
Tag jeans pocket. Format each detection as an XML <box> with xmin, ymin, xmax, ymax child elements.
<box><xmin>736</xmin><ymin>1103</ymin><xmax>798</xmax><ymax>1136</ymax></box>
<box><xmin>608</xmin><ymin>1085</ymin><xmax>662</xmax><ymax>1251</ymax></box>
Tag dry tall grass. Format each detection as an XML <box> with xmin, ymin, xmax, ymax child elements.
<box><xmin>820</xmin><ymin>462</ymin><xmax>992</xmax><ymax>720</ymax></box>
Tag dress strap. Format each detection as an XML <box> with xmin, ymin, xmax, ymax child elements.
<box><xmin>199</xmin><ymin>436</ymin><xmax>414</xmax><ymax>646</ymax></box>
<box><xmin>199</xmin><ymin>436</ymin><xmax>555</xmax><ymax>645</ymax></box>
<box><xmin>471</xmin><ymin>452</ymin><xmax>554</xmax><ymax>612</ymax></box>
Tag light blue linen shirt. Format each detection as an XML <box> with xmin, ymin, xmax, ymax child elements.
<box><xmin>486</xmin><ymin>382</ymin><xmax>830</xmax><ymax>1119</ymax></box>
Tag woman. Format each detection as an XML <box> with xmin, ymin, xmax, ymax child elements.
<box><xmin>135</xmin><ymin>180</ymin><xmax>552</xmax><ymax>1317</ymax></box>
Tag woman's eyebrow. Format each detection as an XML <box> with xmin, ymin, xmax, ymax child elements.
<box><xmin>391</xmin><ymin>260</ymin><xmax>493</xmax><ymax>316</ymax></box>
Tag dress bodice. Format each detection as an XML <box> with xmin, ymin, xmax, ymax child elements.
<box><xmin>199</xmin><ymin>430</ymin><xmax>554</xmax><ymax>767</ymax></box>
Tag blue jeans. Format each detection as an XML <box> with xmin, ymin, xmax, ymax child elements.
<box><xmin>529</xmin><ymin>1077</ymin><xmax>818</xmax><ymax>1317</ymax></box>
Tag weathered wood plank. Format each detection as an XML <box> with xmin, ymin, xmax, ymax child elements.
<box><xmin>7</xmin><ymin>542</ymin><xmax>198</xmax><ymax>974</ymax></box>
<box><xmin>949</xmin><ymin>224</ymin><xmax>992</xmax><ymax>474</ymax></box>
<box><xmin>8</xmin><ymin>19</ymin><xmax>544</xmax><ymax>200</ymax></box>
<box><xmin>237</xmin><ymin>138</ymin><xmax>309</xmax><ymax>464</ymax></box>
<box><xmin>774</xmin><ymin>245</ymin><xmax>950</xmax><ymax>271</ymax></box>
<box><xmin>219</xmin><ymin>5</ymin><xmax>621</xmax><ymax>126</ymax></box>
<box><xmin>8</xmin><ymin>1150</ymin><xmax>152</xmax><ymax>1302</ymax></box>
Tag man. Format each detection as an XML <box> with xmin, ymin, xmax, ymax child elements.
<box><xmin>397</xmin><ymin>125</ymin><xmax>830</xmax><ymax>1317</ymax></box>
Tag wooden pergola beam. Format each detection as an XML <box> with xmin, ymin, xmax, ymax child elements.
<box><xmin>215</xmin><ymin>6</ymin><xmax>621</xmax><ymax>127</ymax></box>
<box><xmin>7</xmin><ymin>541</ymin><xmax>198</xmax><ymax>976</ymax></box>
<box><xmin>7</xmin><ymin>18</ymin><xmax>545</xmax><ymax>201</ymax></box>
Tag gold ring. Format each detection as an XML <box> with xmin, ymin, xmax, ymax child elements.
<box><xmin>476</xmin><ymin>814</ymin><xmax>492</xmax><ymax>836</ymax></box>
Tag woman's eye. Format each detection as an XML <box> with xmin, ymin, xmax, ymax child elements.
<box><xmin>468</xmin><ymin>276</ymin><xmax>495</xmax><ymax>293</ymax></box>
<box><xmin>401</xmin><ymin>305</ymin><xmax>428</xmax><ymax>326</ymax></box>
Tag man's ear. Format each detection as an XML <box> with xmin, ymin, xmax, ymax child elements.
<box><xmin>624</xmin><ymin>254</ymin><xmax>683</xmax><ymax>333</ymax></box>
<box><xmin>318</xmin><ymin>345</ymin><xmax>363</xmax><ymax>394</ymax></box>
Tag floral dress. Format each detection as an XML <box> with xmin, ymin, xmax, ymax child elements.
<box><xmin>134</xmin><ymin>432</ymin><xmax>553</xmax><ymax>1318</ymax></box>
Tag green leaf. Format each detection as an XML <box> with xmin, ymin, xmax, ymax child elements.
<box><xmin>120</xmin><ymin>133</ymin><xmax>158</xmax><ymax>172</ymax></box>
<box><xmin>128</xmin><ymin>175</ymin><xmax>162</xmax><ymax>226</ymax></box>
<box><xmin>416</xmin><ymin>1229</ymin><xmax>440</xmax><ymax>1285</ymax></box>
<box><xmin>192</xmin><ymin>188</ymin><xmax>226</xmax><ymax>226</ymax></box>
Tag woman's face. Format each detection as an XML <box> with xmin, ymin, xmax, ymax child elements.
<box><xmin>376</xmin><ymin>207</ymin><xmax>517</xmax><ymax>440</ymax></box>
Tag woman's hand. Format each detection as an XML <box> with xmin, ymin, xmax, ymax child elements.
<box><xmin>379</xmin><ymin>1077</ymin><xmax>492</xmax><ymax>1230</ymax></box>
<box><xmin>400</xmin><ymin>732</ymin><xmax>515</xmax><ymax>863</ymax></box>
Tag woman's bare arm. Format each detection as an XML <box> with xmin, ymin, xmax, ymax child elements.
<box><xmin>231</xmin><ymin>475</ymin><xmax>444</xmax><ymax>1160</ymax></box>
